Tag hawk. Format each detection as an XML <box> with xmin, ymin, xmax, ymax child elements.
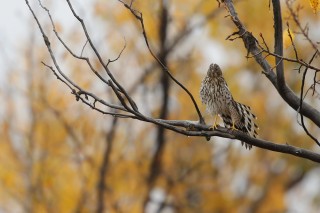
<box><xmin>200</xmin><ymin>63</ymin><xmax>258</xmax><ymax>149</ymax></box>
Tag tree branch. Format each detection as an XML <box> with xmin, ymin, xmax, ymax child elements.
<box><xmin>223</xmin><ymin>0</ymin><xmax>320</xmax><ymax>128</ymax></box>
<box><xmin>286</xmin><ymin>0</ymin><xmax>319</xmax><ymax>53</ymax></box>
<box><xmin>299</xmin><ymin>50</ymin><xmax>320</xmax><ymax>146</ymax></box>
<box><xmin>118</xmin><ymin>0</ymin><xmax>206</xmax><ymax>124</ymax></box>
<box><xmin>272</xmin><ymin>0</ymin><xmax>285</xmax><ymax>89</ymax></box>
<box><xmin>25</xmin><ymin>0</ymin><xmax>320</xmax><ymax>164</ymax></box>
<box><xmin>65</xmin><ymin>0</ymin><xmax>139</xmax><ymax>113</ymax></box>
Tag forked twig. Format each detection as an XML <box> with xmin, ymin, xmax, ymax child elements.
<box><xmin>118</xmin><ymin>0</ymin><xmax>205</xmax><ymax>124</ymax></box>
<box><xmin>24</xmin><ymin>0</ymin><xmax>320</xmax><ymax>162</ymax></box>
<box><xmin>65</xmin><ymin>0</ymin><xmax>139</xmax><ymax>113</ymax></box>
<box><xmin>299</xmin><ymin>50</ymin><xmax>319</xmax><ymax>146</ymax></box>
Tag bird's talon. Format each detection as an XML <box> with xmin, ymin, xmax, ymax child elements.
<box><xmin>231</xmin><ymin>123</ymin><xmax>238</xmax><ymax>131</ymax></box>
<box><xmin>211</xmin><ymin>124</ymin><xmax>220</xmax><ymax>130</ymax></box>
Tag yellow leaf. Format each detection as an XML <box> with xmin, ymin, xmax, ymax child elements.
<box><xmin>309</xmin><ymin>0</ymin><xmax>320</xmax><ymax>13</ymax></box>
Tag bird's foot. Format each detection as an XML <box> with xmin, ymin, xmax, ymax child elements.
<box><xmin>210</xmin><ymin>123</ymin><xmax>218</xmax><ymax>130</ymax></box>
<box><xmin>231</xmin><ymin>122</ymin><xmax>238</xmax><ymax>131</ymax></box>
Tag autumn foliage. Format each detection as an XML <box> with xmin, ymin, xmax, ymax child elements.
<box><xmin>0</xmin><ymin>0</ymin><xmax>319</xmax><ymax>212</ymax></box>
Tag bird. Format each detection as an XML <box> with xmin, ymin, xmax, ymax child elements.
<box><xmin>199</xmin><ymin>63</ymin><xmax>258</xmax><ymax>149</ymax></box>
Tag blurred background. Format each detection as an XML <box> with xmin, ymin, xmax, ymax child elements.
<box><xmin>1</xmin><ymin>0</ymin><xmax>320</xmax><ymax>212</ymax></box>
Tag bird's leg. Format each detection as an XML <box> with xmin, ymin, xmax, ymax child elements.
<box><xmin>231</xmin><ymin>121</ymin><xmax>238</xmax><ymax>130</ymax></box>
<box><xmin>212</xmin><ymin>114</ymin><xmax>218</xmax><ymax>129</ymax></box>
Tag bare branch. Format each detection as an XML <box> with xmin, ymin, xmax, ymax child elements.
<box><xmin>286</xmin><ymin>22</ymin><xmax>299</xmax><ymax>60</ymax></box>
<box><xmin>80</xmin><ymin>40</ymin><xmax>88</xmax><ymax>57</ymax></box>
<box><xmin>286</xmin><ymin>0</ymin><xmax>319</xmax><ymax>53</ymax></box>
<box><xmin>107</xmin><ymin>37</ymin><xmax>126</xmax><ymax>65</ymax></box>
<box><xmin>37</xmin><ymin>0</ymin><xmax>113</xmax><ymax>89</ymax></box>
<box><xmin>25</xmin><ymin>0</ymin><xmax>320</xmax><ymax>163</ymax></box>
<box><xmin>118</xmin><ymin>0</ymin><xmax>206</xmax><ymax>124</ymax></box>
<box><xmin>256</xmin><ymin>46</ymin><xmax>320</xmax><ymax>72</ymax></box>
<box><xmin>272</xmin><ymin>0</ymin><xmax>285</xmax><ymax>89</ymax></box>
<box><xmin>223</xmin><ymin>0</ymin><xmax>320</xmax><ymax>128</ymax></box>
<box><xmin>146</xmin><ymin>118</ymin><xmax>320</xmax><ymax>163</ymax></box>
<box><xmin>299</xmin><ymin>50</ymin><xmax>319</xmax><ymax>146</ymax></box>
<box><xmin>65</xmin><ymin>0</ymin><xmax>139</xmax><ymax>112</ymax></box>
<box><xmin>26</xmin><ymin>0</ymin><xmax>81</xmax><ymax>93</ymax></box>
<box><xmin>260</xmin><ymin>33</ymin><xmax>270</xmax><ymax>52</ymax></box>
<box><xmin>41</xmin><ymin>61</ymin><xmax>128</xmax><ymax>114</ymax></box>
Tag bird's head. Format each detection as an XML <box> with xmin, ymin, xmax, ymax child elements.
<box><xmin>207</xmin><ymin>63</ymin><xmax>222</xmax><ymax>78</ymax></box>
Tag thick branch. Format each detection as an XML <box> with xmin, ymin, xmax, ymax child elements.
<box><xmin>233</xmin><ymin>130</ymin><xmax>320</xmax><ymax>163</ymax></box>
<box><xmin>272</xmin><ymin>0</ymin><xmax>285</xmax><ymax>89</ymax></box>
<box><xmin>150</xmin><ymin>120</ymin><xmax>320</xmax><ymax>163</ymax></box>
<box><xmin>25</xmin><ymin>0</ymin><xmax>320</xmax><ymax>163</ymax></box>
<box><xmin>223</xmin><ymin>0</ymin><xmax>320</xmax><ymax>128</ymax></box>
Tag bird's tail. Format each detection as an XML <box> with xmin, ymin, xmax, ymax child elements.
<box><xmin>221</xmin><ymin>101</ymin><xmax>258</xmax><ymax>149</ymax></box>
<box><xmin>235</xmin><ymin>102</ymin><xmax>259</xmax><ymax>138</ymax></box>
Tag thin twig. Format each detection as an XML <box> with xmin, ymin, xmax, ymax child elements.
<box><xmin>286</xmin><ymin>22</ymin><xmax>299</xmax><ymax>60</ymax></box>
<box><xmin>107</xmin><ymin>37</ymin><xmax>126</xmax><ymax>65</ymax></box>
<box><xmin>118</xmin><ymin>0</ymin><xmax>205</xmax><ymax>124</ymax></box>
<box><xmin>258</xmin><ymin>49</ymin><xmax>320</xmax><ymax>72</ymax></box>
<box><xmin>42</xmin><ymin>61</ymin><xmax>127</xmax><ymax>112</ymax></box>
<box><xmin>25</xmin><ymin>0</ymin><xmax>320</xmax><ymax>163</ymax></box>
<box><xmin>37</xmin><ymin>0</ymin><xmax>113</xmax><ymax>89</ymax></box>
<box><xmin>223</xmin><ymin>0</ymin><xmax>320</xmax><ymax>132</ymax></box>
<box><xmin>66</xmin><ymin>0</ymin><xmax>139</xmax><ymax>112</ymax></box>
<box><xmin>80</xmin><ymin>40</ymin><xmax>88</xmax><ymax>57</ymax></box>
<box><xmin>299</xmin><ymin>50</ymin><xmax>320</xmax><ymax>146</ymax></box>
<box><xmin>259</xmin><ymin>33</ymin><xmax>270</xmax><ymax>52</ymax></box>
<box><xmin>26</xmin><ymin>0</ymin><xmax>81</xmax><ymax>93</ymax></box>
<box><xmin>286</xmin><ymin>0</ymin><xmax>319</xmax><ymax>53</ymax></box>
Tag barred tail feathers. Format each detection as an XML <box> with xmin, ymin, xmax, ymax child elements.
<box><xmin>235</xmin><ymin>102</ymin><xmax>259</xmax><ymax>138</ymax></box>
<box><xmin>221</xmin><ymin>114</ymin><xmax>232</xmax><ymax>129</ymax></box>
<box><xmin>220</xmin><ymin>101</ymin><xmax>258</xmax><ymax>150</ymax></box>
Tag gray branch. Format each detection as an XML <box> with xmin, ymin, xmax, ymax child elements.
<box><xmin>223</xmin><ymin>0</ymin><xmax>320</xmax><ymax>128</ymax></box>
<box><xmin>25</xmin><ymin>0</ymin><xmax>320</xmax><ymax>163</ymax></box>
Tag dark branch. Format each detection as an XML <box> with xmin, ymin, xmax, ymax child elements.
<box><xmin>286</xmin><ymin>22</ymin><xmax>299</xmax><ymax>60</ymax></box>
<box><xmin>286</xmin><ymin>0</ymin><xmax>319</xmax><ymax>53</ymax></box>
<box><xmin>107</xmin><ymin>37</ymin><xmax>126</xmax><ymax>65</ymax></box>
<box><xmin>299</xmin><ymin>50</ymin><xmax>320</xmax><ymax>146</ymax></box>
<box><xmin>25</xmin><ymin>0</ymin><xmax>320</xmax><ymax>164</ymax></box>
<box><xmin>223</xmin><ymin>0</ymin><xmax>320</xmax><ymax>128</ymax></box>
<box><xmin>38</xmin><ymin>0</ymin><xmax>113</xmax><ymax>90</ymax></box>
<box><xmin>272</xmin><ymin>0</ymin><xmax>285</xmax><ymax>89</ymax></box>
<box><xmin>65</xmin><ymin>0</ymin><xmax>139</xmax><ymax>113</ymax></box>
<box><xmin>118</xmin><ymin>0</ymin><xmax>206</xmax><ymax>124</ymax></box>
